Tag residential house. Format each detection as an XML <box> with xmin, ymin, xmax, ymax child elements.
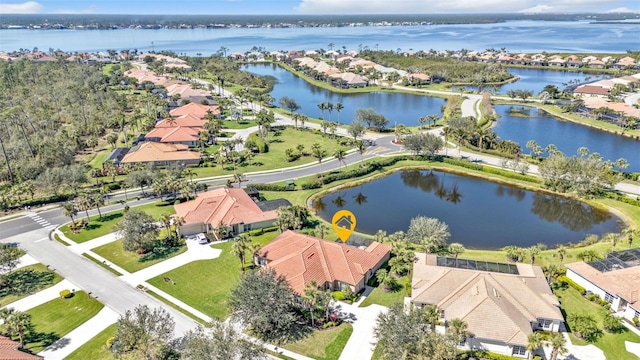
<box><xmin>566</xmin><ymin>248</ymin><xmax>640</xmax><ymax>322</ymax></box>
<box><xmin>169</xmin><ymin>102</ymin><xmax>220</xmax><ymax>119</ymax></box>
<box><xmin>547</xmin><ymin>58</ymin><xmax>566</xmax><ymax>67</ymax></box>
<box><xmin>228</xmin><ymin>52</ymin><xmax>245</xmax><ymax>60</ymax></box>
<box><xmin>144</xmin><ymin>126</ymin><xmax>200</xmax><ymax>146</ymax></box>
<box><xmin>120</xmin><ymin>142</ymin><xmax>200</xmax><ymax>167</ymax></box>
<box><xmin>103</xmin><ymin>147</ymin><xmax>130</xmax><ymax>167</ymax></box>
<box><xmin>612</xmin><ymin>56</ymin><xmax>637</xmax><ymax>69</ymax></box>
<box><xmin>174</xmin><ymin>188</ymin><xmax>285</xmax><ymax>238</ymax></box>
<box><xmin>254</xmin><ymin>230</ymin><xmax>391</xmax><ymax>294</ymax></box>
<box><xmin>407</xmin><ymin>73</ymin><xmax>431</xmax><ymax>85</ymax></box>
<box><xmin>496</xmin><ymin>55</ymin><xmax>515</xmax><ymax>64</ymax></box>
<box><xmin>566</xmin><ymin>55</ymin><xmax>582</xmax><ymax>69</ymax></box>
<box><xmin>411</xmin><ymin>254</ymin><xmax>563</xmax><ymax>359</ymax></box>
<box><xmin>156</xmin><ymin>114</ymin><xmax>208</xmax><ymax>129</ymax></box>
<box><xmin>588</xmin><ymin>59</ymin><xmax>607</xmax><ymax>69</ymax></box>
<box><xmin>573</xmin><ymin>85</ymin><xmax>611</xmax><ymax>98</ymax></box>
<box><xmin>0</xmin><ymin>336</ymin><xmax>43</xmax><ymax>359</ymax></box>
<box><xmin>329</xmin><ymin>72</ymin><xmax>368</xmax><ymax>88</ymax></box>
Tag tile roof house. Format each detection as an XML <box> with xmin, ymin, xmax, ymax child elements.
<box><xmin>169</xmin><ymin>102</ymin><xmax>220</xmax><ymax>119</ymax></box>
<box><xmin>411</xmin><ymin>254</ymin><xmax>563</xmax><ymax>359</ymax></box>
<box><xmin>255</xmin><ymin>230</ymin><xmax>391</xmax><ymax>294</ymax></box>
<box><xmin>588</xmin><ymin>59</ymin><xmax>607</xmax><ymax>69</ymax></box>
<box><xmin>612</xmin><ymin>56</ymin><xmax>637</xmax><ymax>69</ymax></box>
<box><xmin>0</xmin><ymin>336</ymin><xmax>42</xmax><ymax>359</ymax></box>
<box><xmin>120</xmin><ymin>142</ymin><xmax>200</xmax><ymax>167</ymax></box>
<box><xmin>573</xmin><ymin>85</ymin><xmax>611</xmax><ymax>98</ymax></box>
<box><xmin>174</xmin><ymin>188</ymin><xmax>280</xmax><ymax>238</ymax></box>
<box><xmin>156</xmin><ymin>114</ymin><xmax>208</xmax><ymax>128</ymax></box>
<box><xmin>329</xmin><ymin>72</ymin><xmax>368</xmax><ymax>88</ymax></box>
<box><xmin>144</xmin><ymin>126</ymin><xmax>200</xmax><ymax>146</ymax></box>
<box><xmin>566</xmin><ymin>248</ymin><xmax>640</xmax><ymax>322</ymax></box>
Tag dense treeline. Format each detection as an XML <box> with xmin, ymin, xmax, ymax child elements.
<box><xmin>0</xmin><ymin>59</ymin><xmax>129</xmax><ymax>204</ymax></box>
<box><xmin>360</xmin><ymin>50</ymin><xmax>513</xmax><ymax>84</ymax></box>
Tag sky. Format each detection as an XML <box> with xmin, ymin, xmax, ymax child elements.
<box><xmin>0</xmin><ymin>0</ymin><xmax>638</xmax><ymax>15</ymax></box>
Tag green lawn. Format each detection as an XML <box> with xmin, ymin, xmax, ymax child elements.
<box><xmin>221</xmin><ymin>119</ymin><xmax>258</xmax><ymax>129</ymax></box>
<box><xmin>92</xmin><ymin>239</ymin><xmax>186</xmax><ymax>273</ymax></box>
<box><xmin>24</xmin><ymin>291</ymin><xmax>104</xmax><ymax>353</ymax></box>
<box><xmin>554</xmin><ymin>285</ymin><xmax>640</xmax><ymax>359</ymax></box>
<box><xmin>147</xmin><ymin>232</ymin><xmax>277</xmax><ymax>320</ymax></box>
<box><xmin>359</xmin><ymin>284</ymin><xmax>407</xmax><ymax>308</ymax></box>
<box><xmin>0</xmin><ymin>264</ymin><xmax>63</xmax><ymax>307</ymax></box>
<box><xmin>59</xmin><ymin>201</ymin><xmax>176</xmax><ymax>243</ymax></box>
<box><xmin>284</xmin><ymin>323</ymin><xmax>353</xmax><ymax>360</ymax></box>
<box><xmin>192</xmin><ymin>127</ymin><xmax>351</xmax><ymax>178</ymax></box>
<box><xmin>65</xmin><ymin>323</ymin><xmax>116</xmax><ymax>360</ymax></box>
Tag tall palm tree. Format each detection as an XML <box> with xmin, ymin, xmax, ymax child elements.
<box><xmin>334</xmin><ymin>149</ymin><xmax>346</xmax><ymax>168</ymax></box>
<box><xmin>315</xmin><ymin>223</ymin><xmax>330</xmax><ymax>239</ymax></box>
<box><xmin>173</xmin><ymin>216</ymin><xmax>185</xmax><ymax>239</ymax></box>
<box><xmin>91</xmin><ymin>192</ymin><xmax>104</xmax><ymax>219</ymax></box>
<box><xmin>75</xmin><ymin>193</ymin><xmax>92</xmax><ymax>221</ymax></box>
<box><xmin>5</xmin><ymin>311</ymin><xmax>32</xmax><ymax>347</ymax></box>
<box><xmin>326</xmin><ymin>102</ymin><xmax>334</xmax><ymax>121</ymax></box>
<box><xmin>556</xmin><ymin>245</ymin><xmax>567</xmax><ymax>263</ymax></box>
<box><xmin>622</xmin><ymin>226</ymin><xmax>639</xmax><ymax>248</ymax></box>
<box><xmin>526</xmin><ymin>332</ymin><xmax>543</xmax><ymax>360</ymax></box>
<box><xmin>159</xmin><ymin>213</ymin><xmax>173</xmax><ymax>242</ymax></box>
<box><xmin>231</xmin><ymin>234</ymin><xmax>250</xmax><ymax>272</ymax></box>
<box><xmin>375</xmin><ymin>269</ymin><xmax>397</xmax><ymax>292</ymax></box>
<box><xmin>317</xmin><ymin>102</ymin><xmax>326</xmax><ymax>119</ymax></box>
<box><xmin>311</xmin><ymin>143</ymin><xmax>326</xmax><ymax>184</ymax></box>
<box><xmin>62</xmin><ymin>202</ymin><xmax>78</xmax><ymax>223</ymax></box>
<box><xmin>549</xmin><ymin>332</ymin><xmax>567</xmax><ymax>360</ymax></box>
<box><xmin>303</xmin><ymin>281</ymin><xmax>320</xmax><ymax>326</ymax></box>
<box><xmin>335</xmin><ymin>102</ymin><xmax>344</xmax><ymax>124</ymax></box>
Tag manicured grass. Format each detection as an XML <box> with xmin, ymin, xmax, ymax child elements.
<box><xmin>92</xmin><ymin>238</ymin><xmax>186</xmax><ymax>273</ymax></box>
<box><xmin>24</xmin><ymin>291</ymin><xmax>104</xmax><ymax>353</ymax></box>
<box><xmin>147</xmin><ymin>233</ymin><xmax>277</xmax><ymax>320</ymax></box>
<box><xmin>221</xmin><ymin>119</ymin><xmax>258</xmax><ymax>129</ymax></box>
<box><xmin>283</xmin><ymin>323</ymin><xmax>353</xmax><ymax>360</ymax></box>
<box><xmin>554</xmin><ymin>285</ymin><xmax>640</xmax><ymax>359</ymax></box>
<box><xmin>192</xmin><ymin>127</ymin><xmax>351</xmax><ymax>178</ymax></box>
<box><xmin>0</xmin><ymin>264</ymin><xmax>63</xmax><ymax>307</ymax></box>
<box><xmin>82</xmin><ymin>253</ymin><xmax>123</xmax><ymax>276</ymax></box>
<box><xmin>65</xmin><ymin>323</ymin><xmax>116</xmax><ymax>360</ymax></box>
<box><xmin>143</xmin><ymin>288</ymin><xmax>208</xmax><ymax>325</ymax></box>
<box><xmin>88</xmin><ymin>149</ymin><xmax>110</xmax><ymax>168</ymax></box>
<box><xmin>53</xmin><ymin>233</ymin><xmax>70</xmax><ymax>246</ymax></box>
<box><xmin>359</xmin><ymin>284</ymin><xmax>407</xmax><ymax>308</ymax></box>
<box><xmin>59</xmin><ymin>201</ymin><xmax>176</xmax><ymax>243</ymax></box>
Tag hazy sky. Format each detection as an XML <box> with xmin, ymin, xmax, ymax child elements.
<box><xmin>1</xmin><ymin>0</ymin><xmax>638</xmax><ymax>15</ymax></box>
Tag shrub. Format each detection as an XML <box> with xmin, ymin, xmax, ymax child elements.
<box><xmin>59</xmin><ymin>289</ymin><xmax>72</xmax><ymax>298</ymax></box>
<box><xmin>262</xmin><ymin>226</ymin><xmax>279</xmax><ymax>233</ymax></box>
<box><xmin>245</xmin><ymin>133</ymin><xmax>268</xmax><ymax>153</ymax></box>
<box><xmin>107</xmin><ymin>183</ymin><xmax>122</xmax><ymax>191</ymax></box>
<box><xmin>332</xmin><ymin>291</ymin><xmax>345</xmax><ymax>301</ymax></box>
<box><xmin>557</xmin><ymin>275</ymin><xmax>586</xmax><ymax>295</ymax></box>
<box><xmin>341</xmin><ymin>285</ymin><xmax>355</xmax><ymax>302</ymax></box>
<box><xmin>251</xmin><ymin>183</ymin><xmax>294</xmax><ymax>191</ymax></box>
<box><xmin>633</xmin><ymin>317</ymin><xmax>639</xmax><ymax>326</ymax></box>
<box><xmin>249</xmin><ymin>229</ymin><xmax>263</xmax><ymax>236</ymax></box>
<box><xmin>587</xmin><ymin>293</ymin><xmax>598</xmax><ymax>302</ymax></box>
<box><xmin>105</xmin><ymin>336</ymin><xmax>115</xmax><ymax>349</ymax></box>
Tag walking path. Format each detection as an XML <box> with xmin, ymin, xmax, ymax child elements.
<box><xmin>39</xmin><ymin>306</ymin><xmax>120</xmax><ymax>360</ymax></box>
<box><xmin>11</xmin><ymin>254</ymin><xmax>38</xmax><ymax>271</ymax></box>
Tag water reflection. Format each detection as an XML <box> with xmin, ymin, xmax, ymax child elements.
<box><xmin>531</xmin><ymin>193</ymin><xmax>612</xmax><ymax>232</ymax></box>
<box><xmin>400</xmin><ymin>170</ymin><xmax>464</xmax><ymax>204</ymax></box>
<box><xmin>495</xmin><ymin>185</ymin><xmax>526</xmax><ymax>201</ymax></box>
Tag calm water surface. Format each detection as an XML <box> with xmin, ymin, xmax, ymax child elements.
<box><xmin>492</xmin><ymin>105</ymin><xmax>640</xmax><ymax>172</ymax></box>
<box><xmin>2</xmin><ymin>20</ymin><xmax>638</xmax><ymax>55</ymax></box>
<box><xmin>245</xmin><ymin>63</ymin><xmax>445</xmax><ymax>126</ymax></box>
<box><xmin>316</xmin><ymin>170</ymin><xmax>621</xmax><ymax>249</ymax></box>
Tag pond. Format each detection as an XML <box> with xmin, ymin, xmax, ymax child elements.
<box><xmin>451</xmin><ymin>67</ymin><xmax>607</xmax><ymax>96</ymax></box>
<box><xmin>491</xmin><ymin>105</ymin><xmax>640</xmax><ymax>172</ymax></box>
<box><xmin>244</xmin><ymin>63</ymin><xmax>446</xmax><ymax>127</ymax></box>
<box><xmin>315</xmin><ymin>170</ymin><xmax>621</xmax><ymax>249</ymax></box>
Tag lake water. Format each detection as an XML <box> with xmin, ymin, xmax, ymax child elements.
<box><xmin>453</xmin><ymin>68</ymin><xmax>608</xmax><ymax>96</ymax></box>
<box><xmin>315</xmin><ymin>170</ymin><xmax>621</xmax><ymax>249</ymax></box>
<box><xmin>492</xmin><ymin>105</ymin><xmax>640</xmax><ymax>172</ymax></box>
<box><xmin>245</xmin><ymin>63</ymin><xmax>446</xmax><ymax>126</ymax></box>
<box><xmin>2</xmin><ymin>20</ymin><xmax>638</xmax><ymax>55</ymax></box>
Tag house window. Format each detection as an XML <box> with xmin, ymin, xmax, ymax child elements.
<box><xmin>512</xmin><ymin>346</ymin><xmax>526</xmax><ymax>356</ymax></box>
<box><xmin>537</xmin><ymin>319</ymin><xmax>552</xmax><ymax>329</ymax></box>
<box><xmin>604</xmin><ymin>293</ymin><xmax>614</xmax><ymax>304</ymax></box>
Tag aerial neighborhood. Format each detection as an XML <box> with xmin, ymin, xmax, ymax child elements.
<box><xmin>1</xmin><ymin>11</ymin><xmax>640</xmax><ymax>360</ymax></box>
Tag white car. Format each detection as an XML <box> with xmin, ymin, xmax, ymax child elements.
<box><xmin>196</xmin><ymin>233</ymin><xmax>208</xmax><ymax>244</ymax></box>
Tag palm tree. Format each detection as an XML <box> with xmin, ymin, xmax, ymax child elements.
<box><xmin>528</xmin><ymin>246</ymin><xmax>540</xmax><ymax>264</ymax></box>
<box><xmin>423</xmin><ymin>304</ymin><xmax>441</xmax><ymax>332</ymax></box>
<box><xmin>623</xmin><ymin>226</ymin><xmax>639</xmax><ymax>248</ymax></box>
<box><xmin>91</xmin><ymin>192</ymin><xmax>104</xmax><ymax>219</ymax></box>
<box><xmin>335</xmin><ymin>102</ymin><xmax>343</xmax><ymax>124</ymax></box>
<box><xmin>549</xmin><ymin>332</ymin><xmax>567</xmax><ymax>360</ymax></box>
<box><xmin>231</xmin><ymin>234</ymin><xmax>250</xmax><ymax>272</ymax></box>
<box><xmin>317</xmin><ymin>102</ymin><xmax>327</xmax><ymax>119</ymax></box>
<box><xmin>159</xmin><ymin>213</ymin><xmax>173</xmax><ymax>242</ymax></box>
<box><xmin>448</xmin><ymin>243</ymin><xmax>466</xmax><ymax>259</ymax></box>
<box><xmin>173</xmin><ymin>216</ymin><xmax>185</xmax><ymax>239</ymax></box>
<box><xmin>526</xmin><ymin>332</ymin><xmax>543</xmax><ymax>360</ymax></box>
<box><xmin>447</xmin><ymin>318</ymin><xmax>469</xmax><ymax>344</ymax></box>
<box><xmin>62</xmin><ymin>202</ymin><xmax>78</xmax><ymax>223</ymax></box>
<box><xmin>75</xmin><ymin>193</ymin><xmax>92</xmax><ymax>221</ymax></box>
<box><xmin>326</xmin><ymin>102</ymin><xmax>334</xmax><ymax>121</ymax></box>
<box><xmin>5</xmin><ymin>311</ymin><xmax>31</xmax><ymax>347</ymax></box>
<box><xmin>316</xmin><ymin>223</ymin><xmax>330</xmax><ymax>239</ymax></box>
<box><xmin>303</xmin><ymin>281</ymin><xmax>320</xmax><ymax>326</ymax></box>
<box><xmin>604</xmin><ymin>232</ymin><xmax>620</xmax><ymax>249</ymax></box>
<box><xmin>311</xmin><ymin>143</ymin><xmax>326</xmax><ymax>184</ymax></box>
<box><xmin>334</xmin><ymin>149</ymin><xmax>346</xmax><ymax>168</ymax></box>
<box><xmin>375</xmin><ymin>269</ymin><xmax>397</xmax><ymax>292</ymax></box>
<box><xmin>556</xmin><ymin>245</ymin><xmax>567</xmax><ymax>263</ymax></box>
<box><xmin>357</xmin><ymin>141</ymin><xmax>366</xmax><ymax>165</ymax></box>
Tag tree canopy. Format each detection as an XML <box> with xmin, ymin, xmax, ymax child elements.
<box><xmin>115</xmin><ymin>209</ymin><xmax>159</xmax><ymax>252</ymax></box>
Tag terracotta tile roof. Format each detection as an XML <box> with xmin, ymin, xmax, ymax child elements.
<box><xmin>0</xmin><ymin>336</ymin><xmax>42</xmax><ymax>359</ymax></box>
<box><xmin>145</xmin><ymin>126</ymin><xmax>200</xmax><ymax>143</ymax></box>
<box><xmin>174</xmin><ymin>188</ymin><xmax>278</xmax><ymax>228</ymax></box>
<box><xmin>408</xmin><ymin>73</ymin><xmax>431</xmax><ymax>81</ymax></box>
<box><xmin>156</xmin><ymin>114</ymin><xmax>208</xmax><ymax>128</ymax></box>
<box><xmin>412</xmin><ymin>254</ymin><xmax>562</xmax><ymax>346</ymax></box>
<box><xmin>258</xmin><ymin>231</ymin><xmax>391</xmax><ymax>294</ymax></box>
<box><xmin>566</xmin><ymin>261</ymin><xmax>640</xmax><ymax>303</ymax></box>
<box><xmin>121</xmin><ymin>142</ymin><xmax>200</xmax><ymax>164</ymax></box>
<box><xmin>169</xmin><ymin>103</ymin><xmax>220</xmax><ymax>118</ymax></box>
<box><xmin>574</xmin><ymin>85</ymin><xmax>610</xmax><ymax>95</ymax></box>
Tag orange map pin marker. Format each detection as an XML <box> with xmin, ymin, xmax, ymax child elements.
<box><xmin>332</xmin><ymin>210</ymin><xmax>356</xmax><ymax>242</ymax></box>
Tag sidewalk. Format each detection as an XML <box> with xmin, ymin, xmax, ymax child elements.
<box><xmin>39</xmin><ymin>306</ymin><xmax>120</xmax><ymax>360</ymax></box>
<box><xmin>2</xmin><ymin>279</ymin><xmax>78</xmax><ymax>312</ymax></box>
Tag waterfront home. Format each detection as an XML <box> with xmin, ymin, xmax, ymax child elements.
<box><xmin>588</xmin><ymin>59</ymin><xmax>607</xmax><ymax>69</ymax></box>
<box><xmin>174</xmin><ymin>188</ymin><xmax>283</xmax><ymax>238</ymax></box>
<box><xmin>573</xmin><ymin>85</ymin><xmax>611</xmax><ymax>98</ymax></box>
<box><xmin>612</xmin><ymin>56</ymin><xmax>637</xmax><ymax>69</ymax></box>
<box><xmin>120</xmin><ymin>142</ymin><xmax>200</xmax><ymax>167</ymax></box>
<box><xmin>329</xmin><ymin>72</ymin><xmax>368</xmax><ymax>88</ymax></box>
<box><xmin>548</xmin><ymin>58</ymin><xmax>566</xmax><ymax>67</ymax></box>
<box><xmin>411</xmin><ymin>254</ymin><xmax>563</xmax><ymax>359</ymax></box>
<box><xmin>566</xmin><ymin>248</ymin><xmax>640</xmax><ymax>322</ymax></box>
<box><xmin>254</xmin><ymin>230</ymin><xmax>391</xmax><ymax>294</ymax></box>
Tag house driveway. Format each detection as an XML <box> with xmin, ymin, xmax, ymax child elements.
<box><xmin>558</xmin><ymin>333</ymin><xmax>605</xmax><ymax>360</ymax></box>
